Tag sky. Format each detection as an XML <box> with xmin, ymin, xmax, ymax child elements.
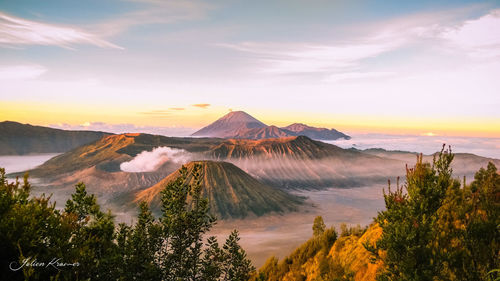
<box><xmin>0</xmin><ymin>0</ymin><xmax>499</xmax><ymax>137</ymax></box>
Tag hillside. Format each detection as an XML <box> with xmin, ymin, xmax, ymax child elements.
<box><xmin>28</xmin><ymin>133</ymin><xmax>224</xmax><ymax>178</ymax></box>
<box><xmin>253</xmin><ymin>224</ymin><xmax>382</xmax><ymax>281</ymax></box>
<box><xmin>0</xmin><ymin>121</ymin><xmax>110</xmax><ymax>155</ymax></box>
<box><xmin>208</xmin><ymin>136</ymin><xmax>404</xmax><ymax>188</ymax></box>
<box><xmin>208</xmin><ymin>135</ymin><xmax>360</xmax><ymax>160</ymax></box>
<box><xmin>133</xmin><ymin>161</ymin><xmax>304</xmax><ymax>219</ymax></box>
<box><xmin>282</xmin><ymin>123</ymin><xmax>350</xmax><ymax>140</ymax></box>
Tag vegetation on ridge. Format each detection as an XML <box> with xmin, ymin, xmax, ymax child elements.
<box><xmin>0</xmin><ymin>164</ymin><xmax>254</xmax><ymax>281</ymax></box>
<box><xmin>254</xmin><ymin>146</ymin><xmax>500</xmax><ymax>281</ymax></box>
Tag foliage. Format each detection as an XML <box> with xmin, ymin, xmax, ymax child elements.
<box><xmin>251</xmin><ymin>216</ymin><xmax>338</xmax><ymax>281</ymax></box>
<box><xmin>313</xmin><ymin>216</ymin><xmax>326</xmax><ymax>236</ymax></box>
<box><xmin>0</xmin><ymin>164</ymin><xmax>254</xmax><ymax>280</ymax></box>
<box><xmin>367</xmin><ymin>146</ymin><xmax>500</xmax><ymax>281</ymax></box>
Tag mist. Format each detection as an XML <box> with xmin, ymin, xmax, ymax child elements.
<box><xmin>329</xmin><ymin>134</ymin><xmax>500</xmax><ymax>159</ymax></box>
<box><xmin>120</xmin><ymin>146</ymin><xmax>193</xmax><ymax>172</ymax></box>
<box><xmin>0</xmin><ymin>154</ymin><xmax>60</xmax><ymax>175</ymax></box>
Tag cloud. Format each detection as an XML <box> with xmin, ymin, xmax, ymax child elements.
<box><xmin>0</xmin><ymin>12</ymin><xmax>123</xmax><ymax>49</ymax></box>
<box><xmin>324</xmin><ymin>71</ymin><xmax>395</xmax><ymax>83</ymax></box>
<box><xmin>219</xmin><ymin>40</ymin><xmax>402</xmax><ymax>75</ymax></box>
<box><xmin>0</xmin><ymin>65</ymin><xmax>47</xmax><ymax>80</ymax></box>
<box><xmin>93</xmin><ymin>0</ymin><xmax>213</xmax><ymax>37</ymax></box>
<box><xmin>50</xmin><ymin>122</ymin><xmax>196</xmax><ymax>137</ymax></box>
<box><xmin>440</xmin><ymin>9</ymin><xmax>500</xmax><ymax>58</ymax></box>
<box><xmin>139</xmin><ymin>108</ymin><xmax>188</xmax><ymax>116</ymax></box>
<box><xmin>120</xmin><ymin>146</ymin><xmax>193</xmax><ymax>172</ymax></box>
<box><xmin>216</xmin><ymin>8</ymin><xmax>500</xmax><ymax>79</ymax></box>
<box><xmin>138</xmin><ymin>110</ymin><xmax>171</xmax><ymax>117</ymax></box>
<box><xmin>192</xmin><ymin>103</ymin><xmax>210</xmax><ymax>109</ymax></box>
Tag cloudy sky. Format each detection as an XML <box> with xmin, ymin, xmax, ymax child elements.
<box><xmin>0</xmin><ymin>0</ymin><xmax>499</xmax><ymax>137</ymax></box>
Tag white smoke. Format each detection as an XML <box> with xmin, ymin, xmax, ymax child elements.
<box><xmin>120</xmin><ymin>147</ymin><xmax>192</xmax><ymax>172</ymax></box>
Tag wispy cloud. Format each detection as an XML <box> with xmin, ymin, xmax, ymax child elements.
<box><xmin>0</xmin><ymin>12</ymin><xmax>123</xmax><ymax>49</ymax></box>
<box><xmin>192</xmin><ymin>103</ymin><xmax>210</xmax><ymax>109</ymax></box>
<box><xmin>169</xmin><ymin>107</ymin><xmax>185</xmax><ymax>111</ymax></box>
<box><xmin>324</xmin><ymin>71</ymin><xmax>395</xmax><ymax>83</ymax></box>
<box><xmin>93</xmin><ymin>0</ymin><xmax>213</xmax><ymax>37</ymax></box>
<box><xmin>217</xmin><ymin>8</ymin><xmax>500</xmax><ymax>80</ymax></box>
<box><xmin>440</xmin><ymin>9</ymin><xmax>500</xmax><ymax>58</ymax></box>
<box><xmin>219</xmin><ymin>39</ymin><xmax>402</xmax><ymax>75</ymax></box>
<box><xmin>138</xmin><ymin>110</ymin><xmax>171</xmax><ymax>117</ymax></box>
<box><xmin>0</xmin><ymin>64</ymin><xmax>47</xmax><ymax>80</ymax></box>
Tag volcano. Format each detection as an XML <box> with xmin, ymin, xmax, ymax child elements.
<box><xmin>191</xmin><ymin>111</ymin><xmax>349</xmax><ymax>140</ymax></box>
<box><xmin>133</xmin><ymin>160</ymin><xmax>304</xmax><ymax>219</ymax></box>
<box><xmin>191</xmin><ymin>111</ymin><xmax>267</xmax><ymax>138</ymax></box>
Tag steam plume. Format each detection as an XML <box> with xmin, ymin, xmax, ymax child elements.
<box><xmin>120</xmin><ymin>147</ymin><xmax>192</xmax><ymax>172</ymax></box>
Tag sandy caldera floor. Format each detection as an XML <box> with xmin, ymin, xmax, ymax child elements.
<box><xmin>210</xmin><ymin>184</ymin><xmax>386</xmax><ymax>267</ymax></box>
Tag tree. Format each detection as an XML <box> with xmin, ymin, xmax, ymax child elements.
<box><xmin>313</xmin><ymin>216</ymin><xmax>326</xmax><ymax>236</ymax></box>
<box><xmin>435</xmin><ymin>162</ymin><xmax>500</xmax><ymax>280</ymax></box>
<box><xmin>221</xmin><ymin>230</ymin><xmax>255</xmax><ymax>281</ymax></box>
<box><xmin>367</xmin><ymin>146</ymin><xmax>500</xmax><ymax>281</ymax></box>
<box><xmin>159</xmin><ymin>164</ymin><xmax>217</xmax><ymax>280</ymax></box>
<box><xmin>64</xmin><ymin>182</ymin><xmax>120</xmax><ymax>280</ymax></box>
<box><xmin>0</xmin><ymin>164</ymin><xmax>255</xmax><ymax>281</ymax></box>
<box><xmin>368</xmin><ymin>146</ymin><xmax>456</xmax><ymax>280</ymax></box>
<box><xmin>201</xmin><ymin>236</ymin><xmax>224</xmax><ymax>280</ymax></box>
<box><xmin>0</xmin><ymin>169</ymin><xmax>78</xmax><ymax>281</ymax></box>
<box><xmin>120</xmin><ymin>202</ymin><xmax>162</xmax><ymax>281</ymax></box>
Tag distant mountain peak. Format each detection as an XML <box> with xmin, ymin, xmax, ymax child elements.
<box><xmin>282</xmin><ymin>123</ymin><xmax>350</xmax><ymax>140</ymax></box>
<box><xmin>192</xmin><ymin>111</ymin><xmax>350</xmax><ymax>140</ymax></box>
<box><xmin>283</xmin><ymin>123</ymin><xmax>315</xmax><ymax>131</ymax></box>
<box><xmin>191</xmin><ymin>111</ymin><xmax>267</xmax><ymax>137</ymax></box>
<box><xmin>218</xmin><ymin>111</ymin><xmax>265</xmax><ymax>124</ymax></box>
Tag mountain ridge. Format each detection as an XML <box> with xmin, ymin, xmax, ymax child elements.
<box><xmin>0</xmin><ymin>121</ymin><xmax>111</xmax><ymax>155</ymax></box>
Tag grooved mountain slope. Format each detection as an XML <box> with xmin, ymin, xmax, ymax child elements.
<box><xmin>207</xmin><ymin>136</ymin><xmax>405</xmax><ymax>188</ymax></box>
<box><xmin>134</xmin><ymin>161</ymin><xmax>304</xmax><ymax>219</ymax></box>
<box><xmin>208</xmin><ymin>135</ymin><xmax>358</xmax><ymax>160</ymax></box>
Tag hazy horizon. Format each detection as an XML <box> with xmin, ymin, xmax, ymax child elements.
<box><xmin>1</xmin><ymin>0</ymin><xmax>499</xmax><ymax>137</ymax></box>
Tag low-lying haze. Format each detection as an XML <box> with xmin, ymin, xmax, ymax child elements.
<box><xmin>330</xmin><ymin>134</ymin><xmax>500</xmax><ymax>159</ymax></box>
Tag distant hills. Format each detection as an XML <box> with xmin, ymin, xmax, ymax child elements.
<box><xmin>0</xmin><ymin>121</ymin><xmax>110</xmax><ymax>155</ymax></box>
<box><xmin>192</xmin><ymin>111</ymin><xmax>350</xmax><ymax>140</ymax></box>
<box><xmin>133</xmin><ymin>161</ymin><xmax>304</xmax><ymax>219</ymax></box>
<box><xmin>282</xmin><ymin>123</ymin><xmax>350</xmax><ymax>140</ymax></box>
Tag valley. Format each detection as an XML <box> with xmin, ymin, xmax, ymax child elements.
<box><xmin>1</xmin><ymin>112</ymin><xmax>498</xmax><ymax>270</ymax></box>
